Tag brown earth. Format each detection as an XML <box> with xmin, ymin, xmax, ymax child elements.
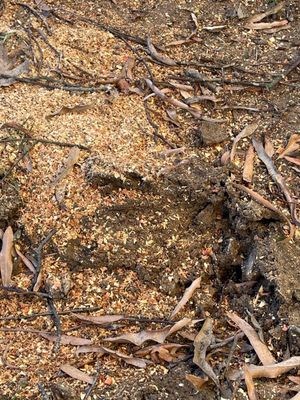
<box><xmin>0</xmin><ymin>0</ymin><xmax>300</xmax><ymax>399</ymax></box>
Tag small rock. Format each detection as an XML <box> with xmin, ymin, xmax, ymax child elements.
<box><xmin>193</xmin><ymin>122</ymin><xmax>229</xmax><ymax>146</ymax></box>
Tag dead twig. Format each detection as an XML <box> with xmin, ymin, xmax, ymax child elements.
<box><xmin>0</xmin><ymin>143</ymin><xmax>36</xmax><ymax>182</ymax></box>
<box><xmin>0</xmin><ymin>285</ymin><xmax>52</xmax><ymax>299</ymax></box>
<box><xmin>30</xmin><ymin>229</ymin><xmax>57</xmax><ymax>291</ymax></box>
<box><xmin>267</xmin><ymin>52</ymin><xmax>300</xmax><ymax>89</ymax></box>
<box><xmin>37</xmin><ymin>383</ymin><xmax>50</xmax><ymax>400</ymax></box>
<box><xmin>45</xmin><ymin>288</ymin><xmax>62</xmax><ymax>353</ymax></box>
<box><xmin>143</xmin><ymin>100</ymin><xmax>177</xmax><ymax>148</ymax></box>
<box><xmin>253</xmin><ymin>138</ymin><xmax>300</xmax><ymax>226</ymax></box>
<box><xmin>82</xmin><ymin>360</ymin><xmax>102</xmax><ymax>400</ymax></box>
<box><xmin>0</xmin><ymin>136</ymin><xmax>90</xmax><ymax>151</ymax></box>
<box><xmin>0</xmin><ymin>306</ymin><xmax>102</xmax><ymax>321</ymax></box>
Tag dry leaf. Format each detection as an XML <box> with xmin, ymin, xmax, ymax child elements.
<box><xmin>33</xmin><ymin>270</ymin><xmax>43</xmax><ymax>292</ymax></box>
<box><xmin>46</xmin><ymin>104</ymin><xmax>94</xmax><ymax>119</ymax></box>
<box><xmin>185</xmin><ymin>95</ymin><xmax>217</xmax><ymax>105</ymax></box>
<box><xmin>230</xmin><ymin>122</ymin><xmax>259</xmax><ymax>161</ymax></box>
<box><xmin>283</xmin><ymin>156</ymin><xmax>300</xmax><ymax>166</ymax></box>
<box><xmin>180</xmin><ymin>90</ymin><xmax>193</xmax><ymax>99</ymax></box>
<box><xmin>135</xmin><ymin>343</ymin><xmax>187</xmax><ymax>363</ymax></box>
<box><xmin>227</xmin><ymin>311</ymin><xmax>276</xmax><ymax>365</ymax></box>
<box><xmin>0</xmin><ymin>43</ymin><xmax>30</xmax><ymax>87</ymax></box>
<box><xmin>245</xmin><ymin>2</ymin><xmax>288</xmax><ymax>30</ymax></box>
<box><xmin>0</xmin><ymin>226</ymin><xmax>14</xmax><ymax>286</ymax></box>
<box><xmin>186</xmin><ymin>374</ymin><xmax>208</xmax><ymax>391</ymax></box>
<box><xmin>76</xmin><ymin>346</ymin><xmax>106</xmax><ymax>356</ymax></box>
<box><xmin>247</xmin><ymin>20</ymin><xmax>289</xmax><ymax>30</ymax></box>
<box><xmin>76</xmin><ymin>345</ymin><xmax>148</xmax><ymax>368</ymax></box>
<box><xmin>165</xmin><ymin>109</ymin><xmax>180</xmax><ymax>127</ymax></box>
<box><xmin>121</xmin><ymin>57</ymin><xmax>135</xmax><ymax>80</ymax></box>
<box><xmin>170</xmin><ymin>277</ymin><xmax>201</xmax><ymax>319</ymax></box>
<box><xmin>71</xmin><ymin>313</ymin><xmax>125</xmax><ymax>324</ymax></box>
<box><xmin>221</xmin><ymin>150</ymin><xmax>230</xmax><ymax>166</ymax></box>
<box><xmin>147</xmin><ymin>37</ymin><xmax>177</xmax><ymax>66</ymax></box>
<box><xmin>278</xmin><ymin>135</ymin><xmax>300</xmax><ymax>159</ymax></box>
<box><xmin>193</xmin><ymin>318</ymin><xmax>219</xmax><ymax>387</ymax></box>
<box><xmin>244</xmin><ymin>365</ymin><xmax>258</xmax><ymax>400</ymax></box>
<box><xmin>264</xmin><ymin>137</ymin><xmax>275</xmax><ymax>158</ymax></box>
<box><xmin>243</xmin><ymin>144</ymin><xmax>255</xmax><ymax>183</ymax></box>
<box><xmin>102</xmin><ymin>346</ymin><xmax>149</xmax><ymax>368</ymax></box>
<box><xmin>103</xmin><ymin>318</ymin><xmax>191</xmax><ymax>346</ymax></box>
<box><xmin>40</xmin><ymin>333</ymin><xmax>93</xmax><ymax>346</ymax></box>
<box><xmin>248</xmin><ymin>356</ymin><xmax>300</xmax><ymax>379</ymax></box>
<box><xmin>51</xmin><ymin>147</ymin><xmax>80</xmax><ymax>187</ymax></box>
<box><xmin>289</xmin><ymin>376</ymin><xmax>300</xmax><ymax>385</ymax></box>
<box><xmin>60</xmin><ymin>364</ymin><xmax>94</xmax><ymax>384</ymax></box>
<box><xmin>290</xmin><ymin>392</ymin><xmax>300</xmax><ymax>400</ymax></box>
<box><xmin>15</xmin><ymin>248</ymin><xmax>35</xmax><ymax>273</ymax></box>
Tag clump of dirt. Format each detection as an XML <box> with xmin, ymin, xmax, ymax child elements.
<box><xmin>0</xmin><ymin>184</ymin><xmax>22</xmax><ymax>228</ymax></box>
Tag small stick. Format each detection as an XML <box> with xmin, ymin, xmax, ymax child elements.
<box><xmin>46</xmin><ymin>293</ymin><xmax>62</xmax><ymax>353</ymax></box>
<box><xmin>0</xmin><ymin>136</ymin><xmax>90</xmax><ymax>151</ymax></box>
<box><xmin>37</xmin><ymin>383</ymin><xmax>50</xmax><ymax>400</ymax></box>
<box><xmin>0</xmin><ymin>285</ymin><xmax>52</xmax><ymax>299</ymax></box>
<box><xmin>267</xmin><ymin>52</ymin><xmax>300</xmax><ymax>89</ymax></box>
<box><xmin>0</xmin><ymin>306</ymin><xmax>103</xmax><ymax>321</ymax></box>
<box><xmin>83</xmin><ymin>360</ymin><xmax>102</xmax><ymax>400</ymax></box>
<box><xmin>143</xmin><ymin>101</ymin><xmax>177</xmax><ymax>148</ymax></box>
<box><xmin>0</xmin><ymin>143</ymin><xmax>36</xmax><ymax>182</ymax></box>
<box><xmin>0</xmin><ymin>74</ymin><xmax>113</xmax><ymax>92</ymax></box>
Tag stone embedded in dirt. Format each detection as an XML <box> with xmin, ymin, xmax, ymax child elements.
<box><xmin>192</xmin><ymin>122</ymin><xmax>229</xmax><ymax>146</ymax></box>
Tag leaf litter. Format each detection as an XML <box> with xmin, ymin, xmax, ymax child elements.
<box><xmin>103</xmin><ymin>317</ymin><xmax>192</xmax><ymax>346</ymax></box>
<box><xmin>1</xmin><ymin>1</ymin><xmax>300</xmax><ymax>398</ymax></box>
